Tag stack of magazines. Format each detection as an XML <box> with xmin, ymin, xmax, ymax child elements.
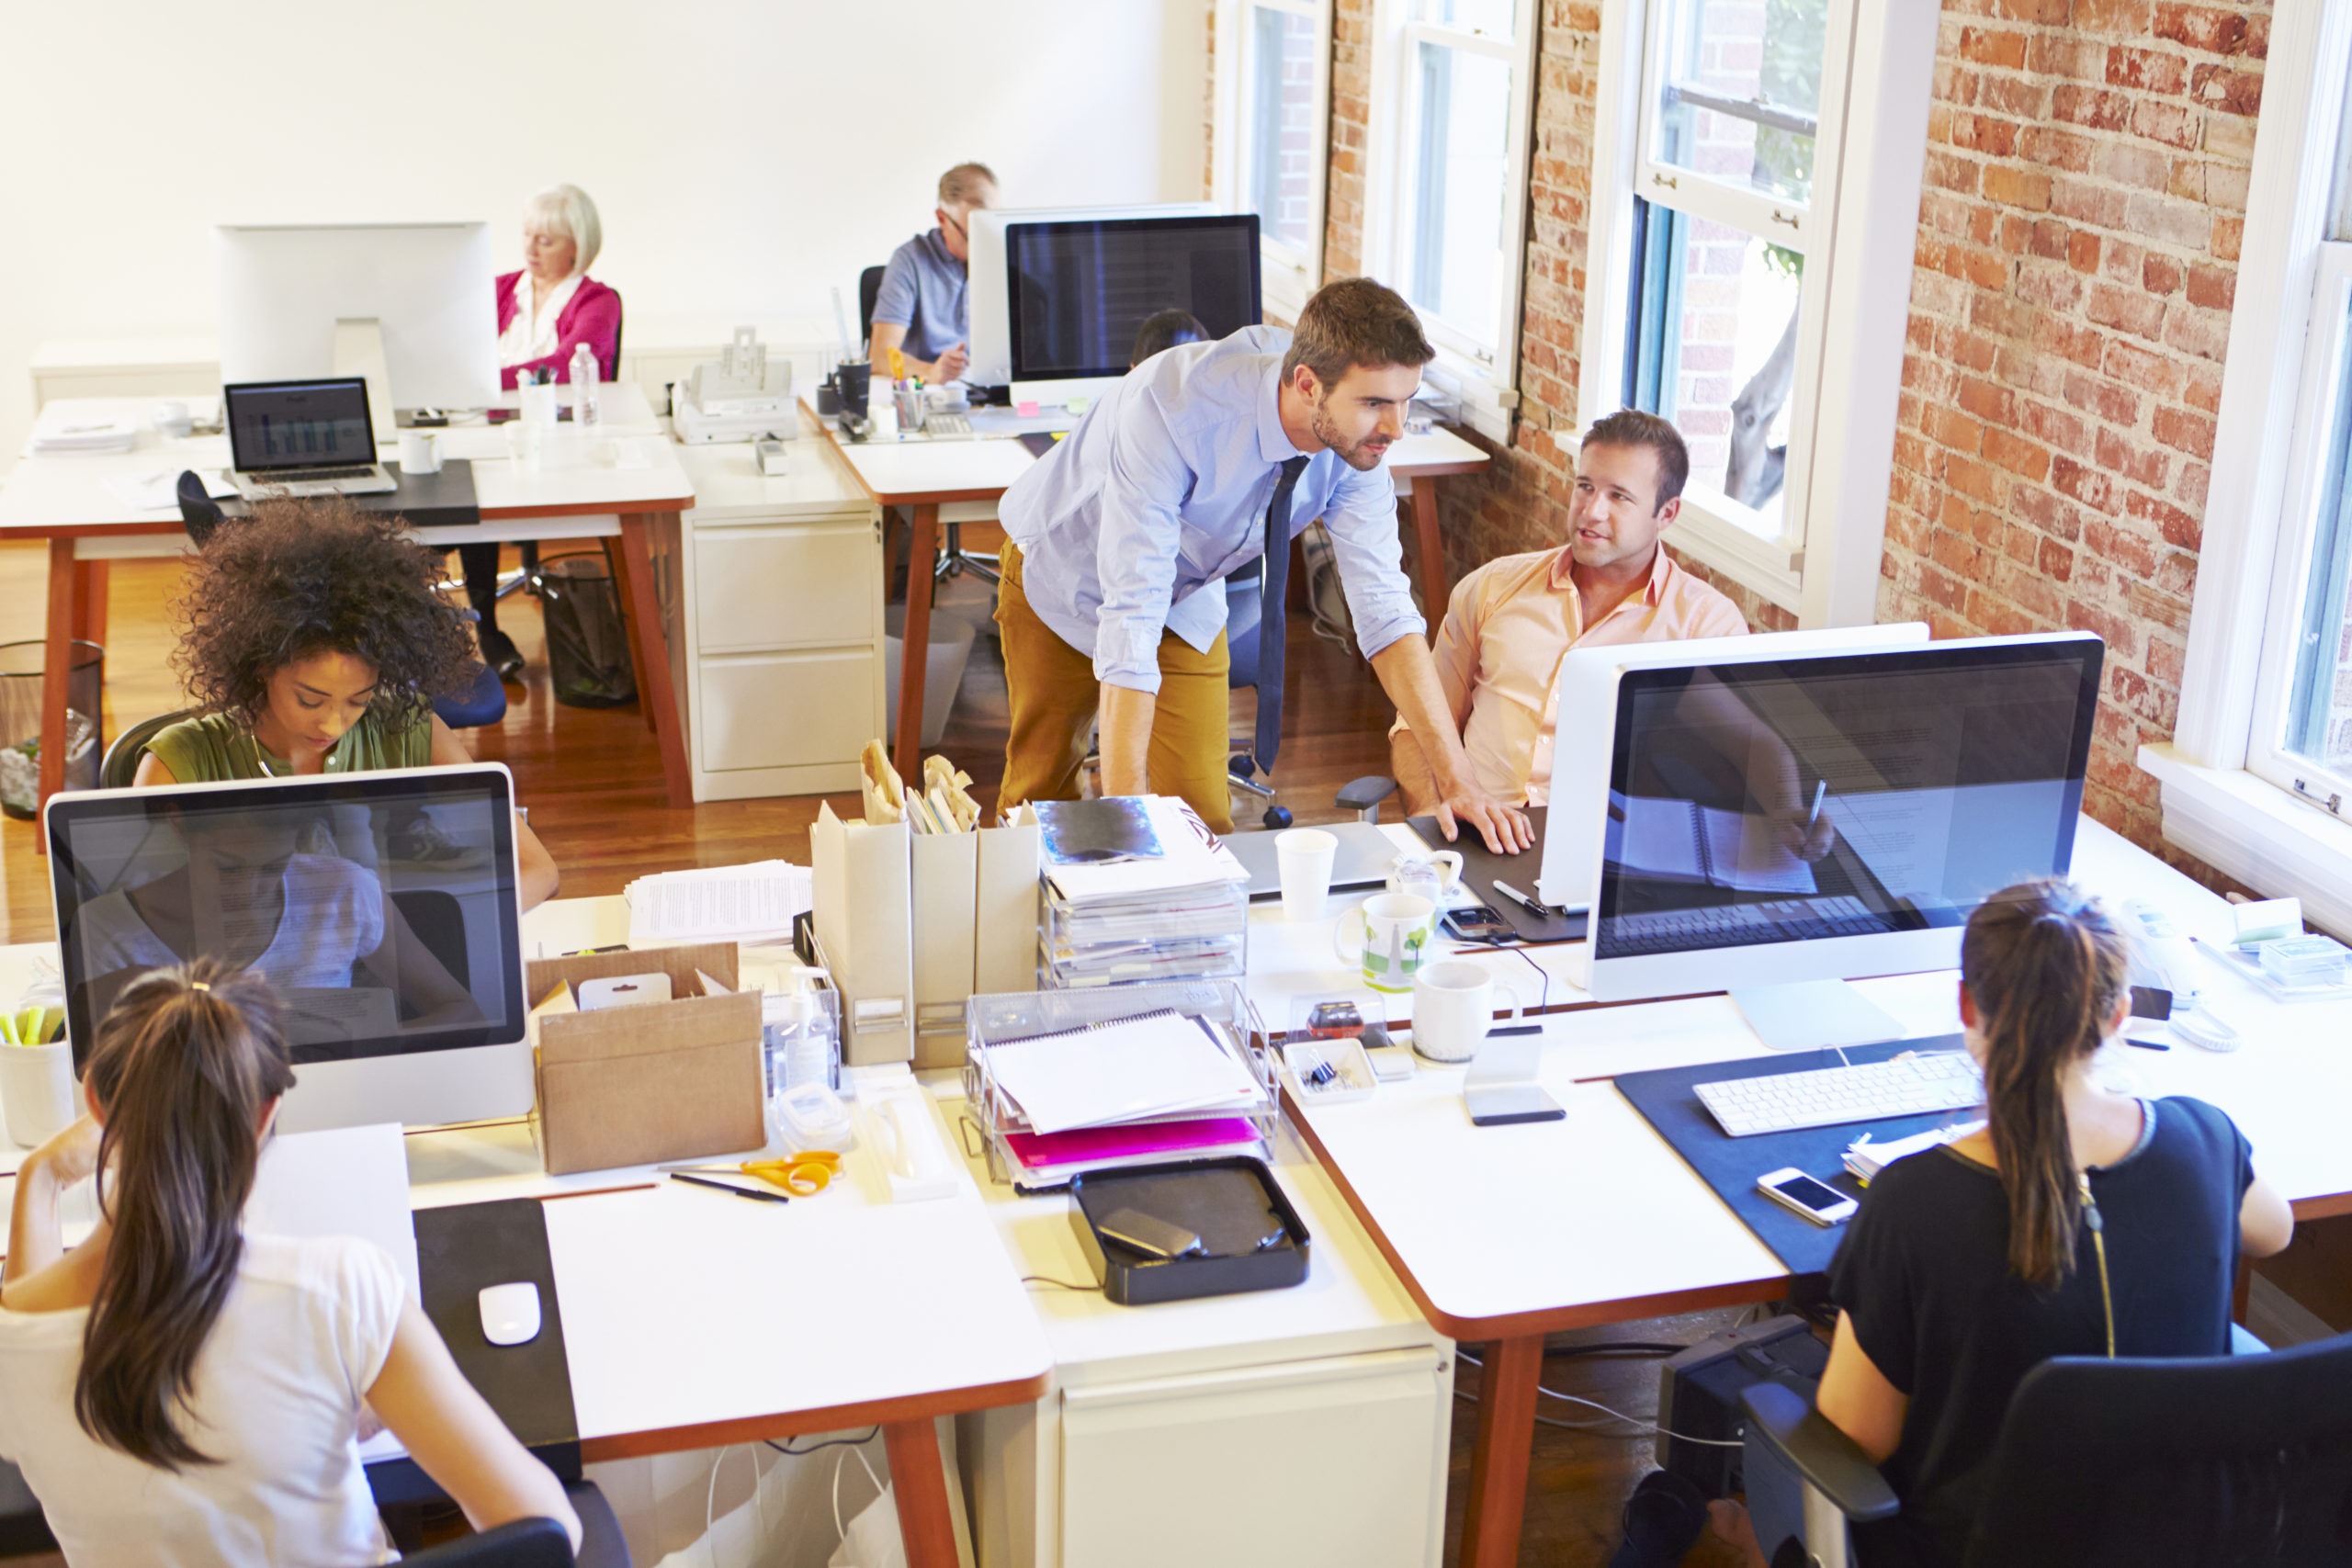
<box><xmin>1035</xmin><ymin>796</ymin><xmax>1250</xmax><ymax>988</ymax></box>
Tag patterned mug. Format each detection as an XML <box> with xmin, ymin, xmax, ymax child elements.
<box><xmin>1333</xmin><ymin>892</ymin><xmax>1439</xmax><ymax>993</ymax></box>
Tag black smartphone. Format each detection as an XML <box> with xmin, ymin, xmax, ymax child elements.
<box><xmin>1443</xmin><ymin>904</ymin><xmax>1514</xmax><ymax>942</ymax></box>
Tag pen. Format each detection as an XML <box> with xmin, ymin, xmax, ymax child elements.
<box><xmin>1488</xmin><ymin>1023</ymin><xmax>1542</xmax><ymax>1037</ymax></box>
<box><xmin>1491</xmin><ymin>880</ymin><xmax>1549</xmax><ymax>917</ymax></box>
<box><xmin>1804</xmin><ymin>779</ymin><xmax>1827</xmax><ymax>829</ymax></box>
<box><xmin>2123</xmin><ymin>1037</ymin><xmax>2172</xmax><ymax>1052</ymax></box>
<box><xmin>670</xmin><ymin>1172</ymin><xmax>789</xmax><ymax>1204</ymax></box>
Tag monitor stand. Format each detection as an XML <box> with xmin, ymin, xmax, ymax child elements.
<box><xmin>333</xmin><ymin>316</ymin><xmax>396</xmax><ymax>443</ymax></box>
<box><xmin>1730</xmin><ymin>979</ymin><xmax>1908</xmax><ymax>1054</ymax></box>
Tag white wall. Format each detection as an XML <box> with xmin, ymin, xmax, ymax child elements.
<box><xmin>0</xmin><ymin>0</ymin><xmax>1208</xmax><ymax>458</ymax></box>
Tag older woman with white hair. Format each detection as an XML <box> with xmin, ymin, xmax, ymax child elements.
<box><xmin>467</xmin><ymin>183</ymin><xmax>623</xmax><ymax>676</ymax></box>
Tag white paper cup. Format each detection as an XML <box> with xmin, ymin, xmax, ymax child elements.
<box><xmin>1276</xmin><ymin>828</ymin><xmax>1338</xmax><ymax>922</ymax></box>
<box><xmin>397</xmin><ymin>429</ymin><xmax>444</xmax><ymax>475</ymax></box>
<box><xmin>1411</xmin><ymin>959</ymin><xmax>1525</xmax><ymax>1063</ymax></box>
<box><xmin>0</xmin><ymin>1042</ymin><xmax>78</xmax><ymax>1149</ymax></box>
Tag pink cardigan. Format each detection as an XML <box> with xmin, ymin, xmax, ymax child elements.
<box><xmin>495</xmin><ymin>271</ymin><xmax>622</xmax><ymax>390</ymax></box>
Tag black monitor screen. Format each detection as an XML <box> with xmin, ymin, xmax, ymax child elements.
<box><xmin>1591</xmin><ymin>639</ymin><xmax>2104</xmax><ymax>961</ymax></box>
<box><xmin>49</xmin><ymin>769</ymin><xmax>526</xmax><ymax>1066</ymax></box>
<box><xmin>1006</xmin><ymin>215</ymin><xmax>1262</xmax><ymax>381</ymax></box>
<box><xmin>224</xmin><ymin>379</ymin><xmax>374</xmax><ymax>471</ymax></box>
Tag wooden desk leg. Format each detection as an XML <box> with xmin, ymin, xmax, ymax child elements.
<box><xmin>73</xmin><ymin>560</ymin><xmax>109</xmax><ymax>652</ymax></box>
<box><xmin>613</xmin><ymin>513</ymin><xmax>695</xmax><ymax>809</ymax></box>
<box><xmin>35</xmin><ymin>540</ymin><xmax>79</xmax><ymax>838</ymax></box>
<box><xmin>1409</xmin><ymin>476</ymin><xmax>1451</xmax><ymax>614</ymax></box>
<box><xmin>882</xmin><ymin>1416</ymin><xmax>960</xmax><ymax>1568</ymax></box>
<box><xmin>1459</xmin><ymin>1335</ymin><xmax>1542</xmax><ymax>1568</ymax></box>
<box><xmin>893</xmin><ymin>504</ymin><xmax>940</xmax><ymax>783</ymax></box>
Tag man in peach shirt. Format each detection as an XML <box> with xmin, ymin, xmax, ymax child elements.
<box><xmin>1391</xmin><ymin>411</ymin><xmax>1747</xmax><ymax>813</ymax></box>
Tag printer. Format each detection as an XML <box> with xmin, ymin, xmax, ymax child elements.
<box><xmin>673</xmin><ymin>327</ymin><xmax>795</xmax><ymax>444</ymax></box>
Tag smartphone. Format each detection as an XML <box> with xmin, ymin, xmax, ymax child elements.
<box><xmin>1756</xmin><ymin>1168</ymin><xmax>1858</xmax><ymax>1227</ymax></box>
<box><xmin>1442</xmin><ymin>904</ymin><xmax>1514</xmax><ymax>942</ymax></box>
<box><xmin>1466</xmin><ymin>1083</ymin><xmax>1566</xmax><ymax>1126</ymax></box>
<box><xmin>1095</xmin><ymin>1208</ymin><xmax>1204</xmax><ymax>1261</ymax></box>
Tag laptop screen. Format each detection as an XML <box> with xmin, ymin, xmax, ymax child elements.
<box><xmin>225</xmin><ymin>378</ymin><xmax>376</xmax><ymax>472</ymax></box>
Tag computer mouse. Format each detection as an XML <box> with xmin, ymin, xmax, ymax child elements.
<box><xmin>478</xmin><ymin>1282</ymin><xmax>541</xmax><ymax>1348</ymax></box>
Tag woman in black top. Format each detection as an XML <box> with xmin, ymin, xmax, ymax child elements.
<box><xmin>1754</xmin><ymin>880</ymin><xmax>2293</xmax><ymax>1568</ymax></box>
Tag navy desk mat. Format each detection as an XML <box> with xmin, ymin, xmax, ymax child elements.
<box><xmin>1612</xmin><ymin>1032</ymin><xmax>1973</xmax><ymax>1275</ymax></box>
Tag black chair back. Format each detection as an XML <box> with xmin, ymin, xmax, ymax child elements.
<box><xmin>609</xmin><ymin>293</ymin><xmax>624</xmax><ymax>380</ymax></box>
<box><xmin>390</xmin><ymin>887</ymin><xmax>469</xmax><ymax>991</ymax></box>
<box><xmin>99</xmin><ymin>707</ymin><xmax>198</xmax><ymax>789</ymax></box>
<box><xmin>1965</xmin><ymin>1331</ymin><xmax>2352</xmax><ymax>1568</ymax></box>
<box><xmin>176</xmin><ymin>469</ymin><xmax>226</xmax><ymax>547</ymax></box>
<box><xmin>1225</xmin><ymin>559</ymin><xmax>1262</xmax><ymax>689</ymax></box>
<box><xmin>0</xmin><ymin>1459</ymin><xmax>55</xmax><ymax>1557</ymax></box>
<box><xmin>403</xmin><ymin>1516</ymin><xmax>575</xmax><ymax>1566</ymax></box>
<box><xmin>858</xmin><ymin>265</ymin><xmax>887</xmax><ymax>351</ymax></box>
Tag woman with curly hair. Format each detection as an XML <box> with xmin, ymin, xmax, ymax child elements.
<box><xmin>131</xmin><ymin>497</ymin><xmax>559</xmax><ymax>908</ymax></box>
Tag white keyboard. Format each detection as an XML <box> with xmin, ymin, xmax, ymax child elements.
<box><xmin>1694</xmin><ymin>1052</ymin><xmax>1984</xmax><ymax>1137</ymax></box>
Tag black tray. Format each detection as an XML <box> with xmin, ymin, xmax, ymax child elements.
<box><xmin>1069</xmin><ymin>1156</ymin><xmax>1311</xmax><ymax>1306</ymax></box>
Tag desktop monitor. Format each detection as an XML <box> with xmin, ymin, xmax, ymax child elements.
<box><xmin>1537</xmin><ymin>623</ymin><xmax>1932</xmax><ymax>909</ymax></box>
<box><xmin>213</xmin><ymin>221</ymin><xmax>500</xmax><ymax>423</ymax></box>
<box><xmin>1577</xmin><ymin>632</ymin><xmax>2105</xmax><ymax>1003</ymax></box>
<box><xmin>46</xmin><ymin>765</ymin><xmax>532</xmax><ymax>1133</ymax></box>
<box><xmin>966</xmin><ymin>202</ymin><xmax>1228</xmax><ymax>397</ymax></box>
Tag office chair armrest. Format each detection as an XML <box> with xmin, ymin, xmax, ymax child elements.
<box><xmin>1741</xmin><ymin>1382</ymin><xmax>1901</xmax><ymax>1523</ymax></box>
<box><xmin>1336</xmin><ymin>775</ymin><xmax>1398</xmax><ymax>818</ymax></box>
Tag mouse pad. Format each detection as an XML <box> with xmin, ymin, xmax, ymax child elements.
<box><xmin>1406</xmin><ymin>807</ymin><xmax>1586</xmax><ymax>943</ymax></box>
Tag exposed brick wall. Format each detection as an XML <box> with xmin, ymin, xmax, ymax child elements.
<box><xmin>1880</xmin><ymin>0</ymin><xmax>2268</xmax><ymax>853</ymax></box>
<box><xmin>1325</xmin><ymin>0</ymin><xmax>1374</xmax><ymax>279</ymax></box>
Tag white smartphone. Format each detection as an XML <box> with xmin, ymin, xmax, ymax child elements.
<box><xmin>1756</xmin><ymin>1168</ymin><xmax>1858</xmax><ymax>1227</ymax></box>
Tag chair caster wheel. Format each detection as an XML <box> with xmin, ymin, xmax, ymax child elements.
<box><xmin>1262</xmin><ymin>806</ymin><xmax>1293</xmax><ymax>830</ymax></box>
<box><xmin>1229</xmin><ymin>752</ymin><xmax>1258</xmax><ymax>780</ymax></box>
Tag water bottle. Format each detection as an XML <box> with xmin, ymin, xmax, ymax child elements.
<box><xmin>569</xmin><ymin>343</ymin><xmax>599</xmax><ymax>427</ymax></box>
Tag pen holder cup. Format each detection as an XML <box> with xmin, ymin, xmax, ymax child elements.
<box><xmin>835</xmin><ymin>362</ymin><xmax>872</xmax><ymax>420</ymax></box>
<box><xmin>0</xmin><ymin>1042</ymin><xmax>77</xmax><ymax>1149</ymax></box>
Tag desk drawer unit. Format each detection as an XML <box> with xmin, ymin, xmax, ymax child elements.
<box><xmin>695</xmin><ymin>648</ymin><xmax>877</xmax><ymax>773</ymax></box>
<box><xmin>691</xmin><ymin>518</ymin><xmax>876</xmax><ymax>651</ymax></box>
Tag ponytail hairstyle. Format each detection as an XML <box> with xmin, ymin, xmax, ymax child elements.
<box><xmin>1961</xmin><ymin>879</ymin><xmax>2131</xmax><ymax>1292</ymax></box>
<box><xmin>76</xmin><ymin>959</ymin><xmax>294</xmax><ymax>1470</ymax></box>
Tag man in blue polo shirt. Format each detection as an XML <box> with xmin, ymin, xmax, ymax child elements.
<box><xmin>868</xmin><ymin>163</ymin><xmax>997</xmax><ymax>386</ymax></box>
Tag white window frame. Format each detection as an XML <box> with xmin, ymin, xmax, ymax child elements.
<box><xmin>1578</xmin><ymin>0</ymin><xmax>1936</xmax><ymax>624</ymax></box>
<box><xmin>1361</xmin><ymin>0</ymin><xmax>1540</xmax><ymax>444</ymax></box>
<box><xmin>2142</xmin><ymin>0</ymin><xmax>2352</xmax><ymax>937</ymax></box>
<box><xmin>1210</xmin><ymin>0</ymin><xmax>1333</xmax><ymax>323</ymax></box>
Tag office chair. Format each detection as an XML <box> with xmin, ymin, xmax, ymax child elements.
<box><xmin>397</xmin><ymin>1480</ymin><xmax>629</xmax><ymax>1566</ymax></box>
<box><xmin>99</xmin><ymin>706</ymin><xmax>197</xmax><ymax>788</ymax></box>
<box><xmin>1219</xmin><ymin>562</ymin><xmax>1404</xmax><ymax>829</ymax></box>
<box><xmin>1740</xmin><ymin>1330</ymin><xmax>2352</xmax><ymax>1568</ymax></box>
<box><xmin>480</xmin><ymin>293</ymin><xmax>625</xmax><ymax>613</ymax></box>
<box><xmin>176</xmin><ymin>468</ymin><xmax>227</xmax><ymax>547</ymax></box>
<box><xmin>0</xmin><ymin>1460</ymin><xmax>56</xmax><ymax>1557</ymax></box>
<box><xmin>858</xmin><ymin>263</ymin><xmax>999</xmax><ymax>588</ymax></box>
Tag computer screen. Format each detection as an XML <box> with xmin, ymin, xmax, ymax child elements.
<box><xmin>1005</xmin><ymin>215</ymin><xmax>1261</xmax><ymax>383</ymax></box>
<box><xmin>224</xmin><ymin>379</ymin><xmax>377</xmax><ymax>472</ymax></box>
<box><xmin>1590</xmin><ymin>636</ymin><xmax>2103</xmax><ymax>968</ymax></box>
<box><xmin>48</xmin><ymin>767</ymin><xmax>527</xmax><ymax>1076</ymax></box>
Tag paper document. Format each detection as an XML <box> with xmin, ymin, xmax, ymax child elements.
<box><xmin>1616</xmin><ymin>797</ymin><xmax>1817</xmax><ymax>895</ymax></box>
<box><xmin>982</xmin><ymin>1009</ymin><xmax>1266</xmax><ymax>1134</ymax></box>
<box><xmin>1043</xmin><ymin>796</ymin><xmax>1248</xmax><ymax>902</ymax></box>
<box><xmin>625</xmin><ymin>860</ymin><xmax>812</xmax><ymax>946</ymax></box>
<box><xmin>1824</xmin><ymin>790</ymin><xmax>1956</xmax><ymax>900</ymax></box>
<box><xmin>102</xmin><ymin>467</ymin><xmax>236</xmax><ymax>513</ymax></box>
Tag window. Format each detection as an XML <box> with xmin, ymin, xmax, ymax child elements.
<box><xmin>1580</xmin><ymin>0</ymin><xmax>1937</xmax><ymax>622</ymax></box>
<box><xmin>1215</xmin><ymin>0</ymin><xmax>1332</xmax><ymax>318</ymax></box>
<box><xmin>2146</xmin><ymin>9</ymin><xmax>2352</xmax><ymax>933</ymax></box>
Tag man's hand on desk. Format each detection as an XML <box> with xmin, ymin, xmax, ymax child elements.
<box><xmin>1430</xmin><ymin>779</ymin><xmax>1532</xmax><ymax>856</ymax></box>
<box><xmin>933</xmin><ymin>342</ymin><xmax>970</xmax><ymax>384</ymax></box>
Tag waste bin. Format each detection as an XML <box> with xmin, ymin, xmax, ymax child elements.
<box><xmin>884</xmin><ymin>607</ymin><xmax>977</xmax><ymax>750</ymax></box>
<box><xmin>0</xmin><ymin>640</ymin><xmax>104</xmax><ymax>818</ymax></box>
<box><xmin>533</xmin><ymin>553</ymin><xmax>638</xmax><ymax>709</ymax></box>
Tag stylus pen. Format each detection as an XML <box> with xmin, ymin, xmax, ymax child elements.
<box><xmin>670</xmin><ymin>1172</ymin><xmax>789</xmax><ymax>1204</ymax></box>
<box><xmin>1804</xmin><ymin>779</ymin><xmax>1828</xmax><ymax>829</ymax></box>
<box><xmin>1491</xmin><ymin>879</ymin><xmax>1549</xmax><ymax>917</ymax></box>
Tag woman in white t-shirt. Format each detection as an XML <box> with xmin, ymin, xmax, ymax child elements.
<box><xmin>0</xmin><ymin>961</ymin><xmax>580</xmax><ymax>1566</ymax></box>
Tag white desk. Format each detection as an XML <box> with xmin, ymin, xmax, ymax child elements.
<box><xmin>1283</xmin><ymin>817</ymin><xmax>2352</xmax><ymax>1568</ymax></box>
<box><xmin>1</xmin><ymin>389</ymin><xmax>700</xmax><ymax>810</ymax></box>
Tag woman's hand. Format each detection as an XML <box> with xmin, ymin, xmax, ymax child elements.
<box><xmin>26</xmin><ymin>1115</ymin><xmax>102</xmax><ymax>1190</ymax></box>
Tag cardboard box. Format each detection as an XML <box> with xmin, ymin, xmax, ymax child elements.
<box><xmin>527</xmin><ymin>942</ymin><xmax>766</xmax><ymax>1176</ymax></box>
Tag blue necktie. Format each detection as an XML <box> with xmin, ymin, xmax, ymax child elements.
<box><xmin>1253</xmin><ymin>455</ymin><xmax>1312</xmax><ymax>773</ymax></box>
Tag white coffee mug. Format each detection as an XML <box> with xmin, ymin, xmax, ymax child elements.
<box><xmin>1276</xmin><ymin>828</ymin><xmax>1339</xmax><ymax>922</ymax></box>
<box><xmin>1334</xmin><ymin>892</ymin><xmax>1438</xmax><ymax>993</ymax></box>
<box><xmin>153</xmin><ymin>400</ymin><xmax>193</xmax><ymax>438</ymax></box>
<box><xmin>0</xmin><ymin>1042</ymin><xmax>78</xmax><ymax>1149</ymax></box>
<box><xmin>1410</xmin><ymin>959</ymin><xmax>1529</xmax><ymax>1063</ymax></box>
<box><xmin>397</xmin><ymin>429</ymin><xmax>444</xmax><ymax>475</ymax></box>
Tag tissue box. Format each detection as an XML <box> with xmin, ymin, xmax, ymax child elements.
<box><xmin>528</xmin><ymin>942</ymin><xmax>766</xmax><ymax>1176</ymax></box>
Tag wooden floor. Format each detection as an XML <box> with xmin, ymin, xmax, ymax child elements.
<box><xmin>0</xmin><ymin>538</ymin><xmax>1754</xmax><ymax>1568</ymax></box>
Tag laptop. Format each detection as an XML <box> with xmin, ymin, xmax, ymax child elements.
<box><xmin>224</xmin><ymin>378</ymin><xmax>397</xmax><ymax>499</ymax></box>
<box><xmin>1225</xmin><ymin>820</ymin><xmax>1405</xmax><ymax>900</ymax></box>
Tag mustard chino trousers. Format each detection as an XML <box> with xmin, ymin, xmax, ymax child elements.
<box><xmin>994</xmin><ymin>542</ymin><xmax>1238</xmax><ymax>834</ymax></box>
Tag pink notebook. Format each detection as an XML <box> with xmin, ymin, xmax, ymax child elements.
<box><xmin>1005</xmin><ymin>1116</ymin><xmax>1260</xmax><ymax>1173</ymax></box>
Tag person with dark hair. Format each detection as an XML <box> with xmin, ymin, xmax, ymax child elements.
<box><xmin>994</xmin><ymin>276</ymin><xmax>1528</xmax><ymax>849</ymax></box>
<box><xmin>869</xmin><ymin>162</ymin><xmax>999</xmax><ymax>386</ymax></box>
<box><xmin>1719</xmin><ymin>879</ymin><xmax>2293</xmax><ymax>1568</ymax></box>
<box><xmin>131</xmin><ymin>497</ymin><xmax>559</xmax><ymax>908</ymax></box>
<box><xmin>0</xmin><ymin>961</ymin><xmax>581</xmax><ymax>1562</ymax></box>
<box><xmin>1129</xmin><ymin>308</ymin><xmax>1207</xmax><ymax>367</ymax></box>
<box><xmin>1390</xmin><ymin>407</ymin><xmax>1747</xmax><ymax>814</ymax></box>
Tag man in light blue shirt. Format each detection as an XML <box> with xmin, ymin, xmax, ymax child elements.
<box><xmin>868</xmin><ymin>162</ymin><xmax>996</xmax><ymax>385</ymax></box>
<box><xmin>995</xmin><ymin>277</ymin><xmax>1529</xmax><ymax>851</ymax></box>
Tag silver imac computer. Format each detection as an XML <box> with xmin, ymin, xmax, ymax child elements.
<box><xmin>46</xmin><ymin>765</ymin><xmax>531</xmax><ymax>1133</ymax></box>
<box><xmin>1576</xmin><ymin>632</ymin><xmax>2105</xmax><ymax>1010</ymax></box>
<box><xmin>213</xmin><ymin>221</ymin><xmax>500</xmax><ymax>431</ymax></box>
<box><xmin>1537</xmin><ymin>623</ymin><xmax>1932</xmax><ymax>910</ymax></box>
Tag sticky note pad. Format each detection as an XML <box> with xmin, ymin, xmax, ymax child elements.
<box><xmin>1015</xmin><ymin>400</ymin><xmax>1041</xmax><ymax>418</ymax></box>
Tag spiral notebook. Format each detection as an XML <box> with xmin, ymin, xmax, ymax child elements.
<box><xmin>1617</xmin><ymin>797</ymin><xmax>1817</xmax><ymax>895</ymax></box>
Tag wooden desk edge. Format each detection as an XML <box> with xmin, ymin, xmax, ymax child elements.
<box><xmin>576</xmin><ymin>1367</ymin><xmax>1055</xmax><ymax>1462</ymax></box>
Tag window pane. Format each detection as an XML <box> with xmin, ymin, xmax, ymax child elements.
<box><xmin>1654</xmin><ymin>0</ymin><xmax>1826</xmax><ymax>205</ymax></box>
<box><xmin>2284</xmin><ymin>287</ymin><xmax>2352</xmax><ymax>773</ymax></box>
<box><xmin>1408</xmin><ymin>41</ymin><xmax>1513</xmax><ymax>345</ymax></box>
<box><xmin>1627</xmin><ymin>209</ymin><xmax>1804</xmax><ymax>531</ymax></box>
<box><xmin>1411</xmin><ymin>0</ymin><xmax>1516</xmax><ymax>34</ymax></box>
<box><xmin>1248</xmin><ymin>6</ymin><xmax>1320</xmax><ymax>252</ymax></box>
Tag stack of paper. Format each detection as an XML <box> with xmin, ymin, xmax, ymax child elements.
<box><xmin>1041</xmin><ymin>796</ymin><xmax>1250</xmax><ymax>987</ymax></box>
<box><xmin>625</xmin><ymin>860</ymin><xmax>812</xmax><ymax>947</ymax></box>
<box><xmin>29</xmin><ymin>413</ymin><xmax>138</xmax><ymax>454</ymax></box>
<box><xmin>1844</xmin><ymin>1120</ymin><xmax>1983</xmax><ymax>1185</ymax></box>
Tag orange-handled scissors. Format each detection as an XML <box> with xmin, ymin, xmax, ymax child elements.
<box><xmin>664</xmin><ymin>1149</ymin><xmax>842</xmax><ymax>1196</ymax></box>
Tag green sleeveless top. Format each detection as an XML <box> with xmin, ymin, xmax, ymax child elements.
<box><xmin>142</xmin><ymin>708</ymin><xmax>434</xmax><ymax>782</ymax></box>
